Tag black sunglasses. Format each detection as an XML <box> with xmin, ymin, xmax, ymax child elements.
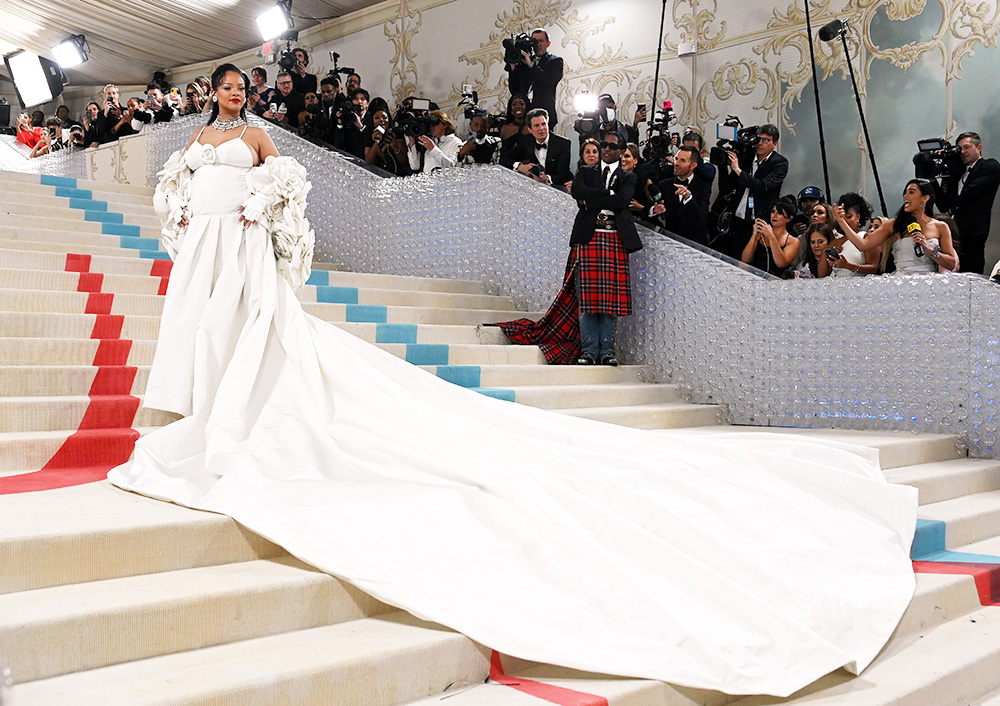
<box><xmin>600</xmin><ymin>141</ymin><xmax>622</xmax><ymax>149</ymax></box>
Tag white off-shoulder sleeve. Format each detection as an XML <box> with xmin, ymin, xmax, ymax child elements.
<box><xmin>242</xmin><ymin>155</ymin><xmax>315</xmax><ymax>288</ymax></box>
<box><xmin>153</xmin><ymin>149</ymin><xmax>193</xmax><ymax>259</ymax></box>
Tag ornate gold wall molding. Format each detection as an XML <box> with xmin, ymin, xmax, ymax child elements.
<box><xmin>384</xmin><ymin>0</ymin><xmax>423</xmax><ymax>105</ymax></box>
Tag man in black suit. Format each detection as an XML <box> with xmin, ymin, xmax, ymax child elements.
<box><xmin>569</xmin><ymin>133</ymin><xmax>642</xmax><ymax>365</ymax></box>
<box><xmin>507</xmin><ymin>28</ymin><xmax>564</xmax><ymax>127</ymax></box>
<box><xmin>650</xmin><ymin>146</ymin><xmax>711</xmax><ymax>245</ymax></box>
<box><xmin>937</xmin><ymin>131</ymin><xmax>1000</xmax><ymax>274</ymax></box>
<box><xmin>717</xmin><ymin>123</ymin><xmax>788</xmax><ymax>258</ymax></box>
<box><xmin>499</xmin><ymin>108</ymin><xmax>572</xmax><ymax>189</ymax></box>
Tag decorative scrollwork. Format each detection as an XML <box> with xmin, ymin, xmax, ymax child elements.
<box><xmin>384</xmin><ymin>0</ymin><xmax>423</xmax><ymax>106</ymax></box>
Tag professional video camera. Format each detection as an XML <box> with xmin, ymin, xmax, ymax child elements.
<box><xmin>642</xmin><ymin>100</ymin><xmax>678</xmax><ymax>162</ymax></box>
<box><xmin>709</xmin><ymin>116</ymin><xmax>760</xmax><ymax>166</ymax></box>
<box><xmin>912</xmin><ymin>137</ymin><xmax>962</xmax><ymax>181</ymax></box>
<box><xmin>326</xmin><ymin>52</ymin><xmax>356</xmax><ymax>79</ymax></box>
<box><xmin>457</xmin><ymin>86</ymin><xmax>480</xmax><ymax>120</ymax></box>
<box><xmin>393</xmin><ymin>98</ymin><xmax>439</xmax><ymax>141</ymax></box>
<box><xmin>503</xmin><ymin>33</ymin><xmax>539</xmax><ymax>66</ymax></box>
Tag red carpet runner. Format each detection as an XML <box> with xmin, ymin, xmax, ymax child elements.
<box><xmin>0</xmin><ymin>254</ymin><xmax>170</xmax><ymax>494</ymax></box>
<box><xmin>489</xmin><ymin>651</ymin><xmax>609</xmax><ymax>706</ymax></box>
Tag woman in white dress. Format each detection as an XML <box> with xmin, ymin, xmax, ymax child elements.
<box><xmin>109</xmin><ymin>64</ymin><xmax>919</xmax><ymax>698</ymax></box>
<box><xmin>836</xmin><ymin>179</ymin><xmax>957</xmax><ymax>274</ymax></box>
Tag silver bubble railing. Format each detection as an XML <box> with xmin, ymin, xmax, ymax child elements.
<box><xmin>14</xmin><ymin>115</ymin><xmax>1000</xmax><ymax>458</ymax></box>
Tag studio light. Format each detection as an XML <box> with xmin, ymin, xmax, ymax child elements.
<box><xmin>3</xmin><ymin>50</ymin><xmax>66</xmax><ymax>108</ymax></box>
<box><xmin>52</xmin><ymin>34</ymin><xmax>88</xmax><ymax>68</ymax></box>
<box><xmin>573</xmin><ymin>92</ymin><xmax>598</xmax><ymax>114</ymax></box>
<box><xmin>257</xmin><ymin>1</ymin><xmax>293</xmax><ymax>41</ymax></box>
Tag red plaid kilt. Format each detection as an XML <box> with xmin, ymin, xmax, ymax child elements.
<box><xmin>573</xmin><ymin>229</ymin><xmax>632</xmax><ymax>316</ymax></box>
<box><xmin>491</xmin><ymin>229</ymin><xmax>632</xmax><ymax>365</ymax></box>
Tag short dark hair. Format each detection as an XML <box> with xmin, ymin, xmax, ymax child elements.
<box><xmin>348</xmin><ymin>72</ymin><xmax>362</xmax><ymax>83</ymax></box>
<box><xmin>56</xmin><ymin>104</ymin><xmax>69</xmax><ymax>114</ymax></box>
<box><xmin>957</xmin><ymin>131</ymin><xmax>982</xmax><ymax>147</ymax></box>
<box><xmin>276</xmin><ymin>71</ymin><xmax>293</xmax><ymax>82</ymax></box>
<box><xmin>531</xmin><ymin>28</ymin><xmax>549</xmax><ymax>40</ymax></box>
<box><xmin>759</xmin><ymin>123</ymin><xmax>779</xmax><ymax>142</ymax></box>
<box><xmin>773</xmin><ymin>196</ymin><xmax>797</xmax><ymax>219</ymax></box>
<box><xmin>526</xmin><ymin>107</ymin><xmax>549</xmax><ymax>124</ymax></box>
<box><xmin>836</xmin><ymin>192</ymin><xmax>873</xmax><ymax>228</ymax></box>
<box><xmin>350</xmin><ymin>88</ymin><xmax>370</xmax><ymax>102</ymax></box>
<box><xmin>293</xmin><ymin>47</ymin><xmax>309</xmax><ymax>65</ymax></box>
<box><xmin>252</xmin><ymin>65</ymin><xmax>268</xmax><ymax>82</ymax></box>
<box><xmin>44</xmin><ymin>116</ymin><xmax>63</xmax><ymax>127</ymax></box>
<box><xmin>145</xmin><ymin>83</ymin><xmax>160</xmax><ymax>92</ymax></box>
<box><xmin>681</xmin><ymin>130</ymin><xmax>704</xmax><ymax>150</ymax></box>
<box><xmin>320</xmin><ymin>76</ymin><xmax>338</xmax><ymax>89</ymax></box>
<box><xmin>676</xmin><ymin>144</ymin><xmax>702</xmax><ymax>164</ymax></box>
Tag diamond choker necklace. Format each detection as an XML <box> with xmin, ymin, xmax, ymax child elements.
<box><xmin>212</xmin><ymin>116</ymin><xmax>246</xmax><ymax>131</ymax></box>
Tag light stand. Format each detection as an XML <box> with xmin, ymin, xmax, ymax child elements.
<box><xmin>803</xmin><ymin>0</ymin><xmax>832</xmax><ymax>201</ymax></box>
<box><xmin>819</xmin><ymin>19</ymin><xmax>888</xmax><ymax>217</ymax></box>
<box><xmin>649</xmin><ymin>0</ymin><xmax>668</xmax><ymax>126</ymax></box>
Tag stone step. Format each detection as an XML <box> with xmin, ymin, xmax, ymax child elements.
<box><xmin>507</xmin><ymin>382</ymin><xmax>683</xmax><ymax>410</ymax></box>
<box><xmin>726</xmin><ymin>605</ymin><xmax>1000</xmax><ymax>706</ymax></box>
<box><xmin>0</xmin><ymin>481</ymin><xmax>285</xmax><ymax>594</ymax></box>
<box><xmin>918</xmin><ymin>490</ymin><xmax>1000</xmax><ymax>549</ymax></box>
<box><xmin>0</xmin><ymin>364</ymin><xmax>149</xmax><ymax>397</ymax></box>
<box><xmin>0</xmin><ymin>288</ymin><xmax>165</xmax><ymax>316</ymax></box>
<box><xmin>11</xmin><ymin>612</ymin><xmax>488</xmax><ymax>706</ymax></box>
<box><xmin>0</xmin><ymin>270</ymin><xmax>162</xmax><ymax>296</ymax></box>
<box><xmin>301</xmin><ymin>301</ymin><xmax>544</xmax><ymax>327</ymax></box>
<box><xmin>0</xmin><ymin>178</ymin><xmax>156</xmax><ymax>207</ymax></box>
<box><xmin>307</xmin><ymin>266</ymin><xmax>491</xmax><ymax>295</ymax></box>
<box><xmin>2</xmin><ymin>556</ymin><xmax>393</xmax><ymax>682</ymax></box>
<box><xmin>669</xmin><ymin>426</ymin><xmax>963</xmax><ymax>471</ymax></box>
<box><xmin>1</xmin><ymin>311</ymin><xmax>161</xmax><ymax>340</ymax></box>
<box><xmin>0</xmin><ymin>395</ymin><xmax>175</xmax><ymax>433</ymax></box>
<box><xmin>0</xmin><ymin>170</ymin><xmax>155</xmax><ymax>198</ymax></box>
<box><xmin>0</xmin><ymin>236</ymin><xmax>165</xmax><ymax>259</ymax></box>
<box><xmin>0</xmin><ymin>201</ymin><xmax>160</xmax><ymax>228</ymax></box>
<box><xmin>422</xmin><ymin>363</ymin><xmax>648</xmax><ymax>387</ymax></box>
<box><xmin>556</xmin><ymin>402</ymin><xmax>722</xmax><ymax>430</ymax></box>
<box><xmin>334</xmin><ymin>321</ymin><xmax>508</xmax><ymax>345</ymax></box>
<box><xmin>0</xmin><ymin>190</ymin><xmax>157</xmax><ymax>216</ymax></box>
<box><xmin>884</xmin><ymin>458</ymin><xmax>1000</xmax><ymax>505</ymax></box>
<box><xmin>0</xmin><ymin>246</ymin><xmax>171</xmax><ymax>276</ymax></box>
<box><xmin>0</xmin><ymin>223</ymin><xmax>162</xmax><ymax>249</ymax></box>
<box><xmin>298</xmin><ymin>285</ymin><xmax>517</xmax><ymax>312</ymax></box>
<box><xmin>0</xmin><ymin>337</ymin><xmax>156</xmax><ymax>366</ymax></box>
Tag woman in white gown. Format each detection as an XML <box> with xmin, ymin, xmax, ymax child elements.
<box><xmin>110</xmin><ymin>65</ymin><xmax>919</xmax><ymax>698</ymax></box>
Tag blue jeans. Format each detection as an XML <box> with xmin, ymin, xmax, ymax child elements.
<box><xmin>579</xmin><ymin>313</ymin><xmax>617</xmax><ymax>360</ymax></box>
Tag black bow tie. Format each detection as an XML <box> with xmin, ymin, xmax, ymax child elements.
<box><xmin>536</xmin><ymin>142</ymin><xmax>547</xmax><ymax>149</ymax></box>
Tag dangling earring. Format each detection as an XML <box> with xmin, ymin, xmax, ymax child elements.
<box><xmin>212</xmin><ymin>95</ymin><xmax>218</xmax><ymax>103</ymax></box>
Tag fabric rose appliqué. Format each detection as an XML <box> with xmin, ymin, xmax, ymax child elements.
<box><xmin>199</xmin><ymin>143</ymin><xmax>218</xmax><ymax>166</ymax></box>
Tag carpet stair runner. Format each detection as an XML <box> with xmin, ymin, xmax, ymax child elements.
<box><xmin>1</xmin><ymin>170</ymin><xmax>999</xmax><ymax>705</ymax></box>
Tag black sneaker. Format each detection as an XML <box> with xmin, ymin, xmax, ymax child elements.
<box><xmin>577</xmin><ymin>355</ymin><xmax>596</xmax><ymax>365</ymax></box>
<box><xmin>600</xmin><ymin>355</ymin><xmax>619</xmax><ymax>366</ymax></box>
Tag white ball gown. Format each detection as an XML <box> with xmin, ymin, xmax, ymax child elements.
<box><xmin>109</xmin><ymin>130</ymin><xmax>919</xmax><ymax>697</ymax></box>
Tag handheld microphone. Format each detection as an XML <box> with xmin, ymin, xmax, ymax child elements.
<box><xmin>907</xmin><ymin>221</ymin><xmax>924</xmax><ymax>257</ymax></box>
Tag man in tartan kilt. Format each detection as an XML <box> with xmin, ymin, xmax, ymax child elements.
<box><xmin>568</xmin><ymin>133</ymin><xmax>642</xmax><ymax>365</ymax></box>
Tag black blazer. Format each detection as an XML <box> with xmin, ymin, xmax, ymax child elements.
<box><xmin>941</xmin><ymin>157</ymin><xmax>1000</xmax><ymax>241</ymax></box>
<box><xmin>656</xmin><ymin>174</ymin><xmax>711</xmax><ymax>245</ymax></box>
<box><xmin>717</xmin><ymin>150</ymin><xmax>788</xmax><ymax>222</ymax></box>
<box><xmin>508</xmin><ymin>52</ymin><xmax>564</xmax><ymax>126</ymax></box>
<box><xmin>499</xmin><ymin>133</ymin><xmax>573</xmax><ymax>187</ymax></box>
<box><xmin>570</xmin><ymin>165</ymin><xmax>642</xmax><ymax>253</ymax></box>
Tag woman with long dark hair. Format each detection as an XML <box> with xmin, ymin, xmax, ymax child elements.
<box><xmin>836</xmin><ymin>178</ymin><xmax>957</xmax><ymax>273</ymax></box>
<box><xmin>499</xmin><ymin>93</ymin><xmax>530</xmax><ymax>150</ymax></box>
<box><xmin>107</xmin><ymin>64</ymin><xmax>918</xmax><ymax>699</ymax></box>
<box><xmin>741</xmin><ymin>198</ymin><xmax>800</xmax><ymax>276</ymax></box>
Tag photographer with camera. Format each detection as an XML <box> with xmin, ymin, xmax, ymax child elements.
<box><xmin>332</xmin><ymin>87</ymin><xmax>370</xmax><ymax>159</ymax></box>
<box><xmin>289</xmin><ymin>47</ymin><xmax>318</xmax><ymax>96</ymax></box>
<box><xmin>934</xmin><ymin>131</ymin><xmax>1000</xmax><ymax>274</ymax></box>
<box><xmin>132</xmin><ymin>84</ymin><xmax>179</xmax><ymax>129</ymax></box>
<box><xmin>262</xmin><ymin>72</ymin><xmax>306</xmax><ymax>129</ymax></box>
<box><xmin>365</xmin><ymin>106</ymin><xmax>411</xmax><ymax>175</ymax></box>
<box><xmin>499</xmin><ymin>107</ymin><xmax>572</xmax><ymax>189</ymax></box>
<box><xmin>574</xmin><ymin>94</ymin><xmax>634</xmax><ymax>146</ymax></box>
<box><xmin>96</xmin><ymin>84</ymin><xmax>135</xmax><ymax>144</ymax></box>
<box><xmin>649</xmin><ymin>145</ymin><xmax>711</xmax><ymax>245</ymax></box>
<box><xmin>403</xmin><ymin>109</ymin><xmax>464</xmax><ymax>173</ymax></box>
<box><xmin>458</xmin><ymin>112</ymin><xmax>502</xmax><ymax>165</ymax></box>
<box><xmin>716</xmin><ymin>123</ymin><xmax>788</xmax><ymax>258</ymax></box>
<box><xmin>506</xmin><ymin>28</ymin><xmax>564</xmax><ymax>127</ymax></box>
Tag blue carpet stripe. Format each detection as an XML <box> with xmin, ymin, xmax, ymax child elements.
<box><xmin>376</xmin><ymin>324</ymin><xmax>418</xmax><ymax>344</ymax></box>
<box><xmin>139</xmin><ymin>251</ymin><xmax>172</xmax><ymax>260</ymax></box>
<box><xmin>345</xmin><ymin>305</ymin><xmax>387</xmax><ymax>323</ymax></box>
<box><xmin>306</xmin><ymin>270</ymin><xmax>330</xmax><ymax>286</ymax></box>
<box><xmin>40</xmin><ymin>174</ymin><xmax>77</xmax><ymax>188</ymax></box>
<box><xmin>434</xmin><ymin>365</ymin><xmax>481</xmax><ymax>387</ymax></box>
<box><xmin>405</xmin><ymin>344</ymin><xmax>449</xmax><ymax>366</ymax></box>
<box><xmin>120</xmin><ymin>236</ymin><xmax>161</xmax><ymax>251</ymax></box>
<box><xmin>54</xmin><ymin>186</ymin><xmax>93</xmax><ymax>200</ymax></box>
<box><xmin>84</xmin><ymin>210</ymin><xmax>124</xmax><ymax>224</ymax></box>
<box><xmin>469</xmin><ymin>387</ymin><xmax>516</xmax><ymax>402</ymax></box>
<box><xmin>911</xmin><ymin>519</ymin><xmax>947</xmax><ymax>559</ymax></box>
<box><xmin>917</xmin><ymin>549</ymin><xmax>1000</xmax><ymax>564</ymax></box>
<box><xmin>103</xmin><ymin>223</ymin><xmax>142</xmax><ymax>237</ymax></box>
<box><xmin>68</xmin><ymin>198</ymin><xmax>107</xmax><ymax>212</ymax></box>
<box><xmin>316</xmin><ymin>286</ymin><xmax>359</xmax><ymax>304</ymax></box>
